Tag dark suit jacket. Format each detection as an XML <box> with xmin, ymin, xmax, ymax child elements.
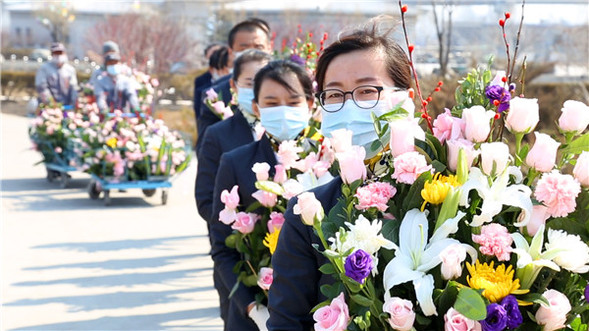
<box><xmin>196</xmin><ymin>75</ymin><xmax>233</xmax><ymax>154</ymax></box>
<box><xmin>210</xmin><ymin>135</ymin><xmax>278</xmax><ymax>330</ymax></box>
<box><xmin>193</xmin><ymin>71</ymin><xmax>213</xmax><ymax>120</ymax></box>
<box><xmin>195</xmin><ymin>110</ymin><xmax>254</xmax><ymax>223</ymax></box>
<box><xmin>267</xmin><ymin>176</ymin><xmax>343</xmax><ymax>331</ymax></box>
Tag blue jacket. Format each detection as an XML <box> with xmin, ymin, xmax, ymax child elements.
<box><xmin>193</xmin><ymin>71</ymin><xmax>213</xmax><ymax>120</ymax></box>
<box><xmin>211</xmin><ymin>135</ymin><xmax>278</xmax><ymax>330</ymax></box>
<box><xmin>196</xmin><ymin>75</ymin><xmax>232</xmax><ymax>154</ymax></box>
<box><xmin>267</xmin><ymin>176</ymin><xmax>342</xmax><ymax>331</ymax></box>
<box><xmin>195</xmin><ymin>110</ymin><xmax>254</xmax><ymax>223</ymax></box>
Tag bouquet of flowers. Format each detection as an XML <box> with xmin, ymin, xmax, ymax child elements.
<box><xmin>296</xmin><ymin>4</ymin><xmax>589</xmax><ymax>331</ymax></box>
<box><xmin>219</xmin><ymin>130</ymin><xmax>336</xmax><ymax>303</ymax></box>
<box><xmin>29</xmin><ymin>106</ymin><xmax>80</xmax><ymax>166</ymax></box>
<box><xmin>204</xmin><ymin>88</ymin><xmax>234</xmax><ymax>120</ymax></box>
<box><xmin>131</xmin><ymin>69</ymin><xmax>159</xmax><ymax>115</ymax></box>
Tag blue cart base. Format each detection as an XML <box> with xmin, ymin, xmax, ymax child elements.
<box><xmin>88</xmin><ymin>174</ymin><xmax>172</xmax><ymax>206</ymax></box>
<box><xmin>45</xmin><ymin>164</ymin><xmax>78</xmax><ymax>188</ymax></box>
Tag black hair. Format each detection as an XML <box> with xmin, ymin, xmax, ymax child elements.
<box><xmin>204</xmin><ymin>43</ymin><xmax>222</xmax><ymax>57</ymax></box>
<box><xmin>228</xmin><ymin>18</ymin><xmax>271</xmax><ymax>49</ymax></box>
<box><xmin>315</xmin><ymin>17</ymin><xmax>411</xmax><ymax>92</ymax></box>
<box><xmin>232</xmin><ymin>49</ymin><xmax>273</xmax><ymax>81</ymax></box>
<box><xmin>253</xmin><ymin>60</ymin><xmax>313</xmax><ymax>102</ymax></box>
<box><xmin>209</xmin><ymin>46</ymin><xmax>230</xmax><ymax>70</ymax></box>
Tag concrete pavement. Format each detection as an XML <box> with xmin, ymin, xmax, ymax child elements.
<box><xmin>0</xmin><ymin>113</ymin><xmax>223</xmax><ymax>330</ymax></box>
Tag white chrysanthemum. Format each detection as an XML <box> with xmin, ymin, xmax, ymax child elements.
<box><xmin>337</xmin><ymin>215</ymin><xmax>394</xmax><ymax>255</ymax></box>
<box><xmin>545</xmin><ymin>229</ymin><xmax>589</xmax><ymax>273</ymax></box>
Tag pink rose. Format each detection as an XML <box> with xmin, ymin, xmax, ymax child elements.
<box><xmin>211</xmin><ymin>101</ymin><xmax>226</xmax><ymax>114</ymax></box>
<box><xmin>444</xmin><ymin>307</ymin><xmax>482</xmax><ymax>331</ymax></box>
<box><xmin>440</xmin><ymin>244</ymin><xmax>467</xmax><ymax>280</ymax></box>
<box><xmin>313</xmin><ymin>292</ymin><xmax>350</xmax><ymax>331</ymax></box>
<box><xmin>252</xmin><ymin>162</ymin><xmax>271</xmax><ymax>181</ymax></box>
<box><xmin>313</xmin><ymin>160</ymin><xmax>332</xmax><ymax>178</ymax></box>
<box><xmin>535</xmin><ymin>171</ymin><xmax>581</xmax><ymax>218</ymax></box>
<box><xmin>294</xmin><ymin>152</ymin><xmax>318</xmax><ymax>173</ymax></box>
<box><xmin>205</xmin><ymin>88</ymin><xmax>218</xmax><ymax>101</ymax></box>
<box><xmin>293</xmin><ymin>192</ymin><xmax>324</xmax><ymax>226</ymax></box>
<box><xmin>231</xmin><ymin>212</ymin><xmax>258</xmax><ymax>234</ymax></box>
<box><xmin>220</xmin><ymin>185</ymin><xmax>240</xmax><ymax>210</ymax></box>
<box><xmin>446</xmin><ymin>139</ymin><xmax>478</xmax><ymax>172</ymax></box>
<box><xmin>273</xmin><ymin>164</ymin><xmax>288</xmax><ymax>184</ymax></box>
<box><xmin>257</xmin><ymin>267</ymin><xmax>273</xmax><ymax>291</ymax></box>
<box><xmin>526</xmin><ymin>132</ymin><xmax>560</xmax><ymax>172</ymax></box>
<box><xmin>267</xmin><ymin>212</ymin><xmax>285</xmax><ymax>233</ymax></box>
<box><xmin>386</xmin><ymin>89</ymin><xmax>415</xmax><ymax>117</ymax></box>
<box><xmin>252</xmin><ymin>190</ymin><xmax>278</xmax><ymax>208</ymax></box>
<box><xmin>389</xmin><ymin>117</ymin><xmax>425</xmax><ymax>157</ymax></box>
<box><xmin>462</xmin><ymin>106</ymin><xmax>495</xmax><ymax>143</ymax></box>
<box><xmin>505</xmin><ymin>97</ymin><xmax>540</xmax><ymax>134</ymax></box>
<box><xmin>391</xmin><ymin>151</ymin><xmax>432</xmax><ymax>185</ymax></box>
<box><xmin>355</xmin><ymin>182</ymin><xmax>397</xmax><ymax>212</ymax></box>
<box><xmin>479</xmin><ymin>142</ymin><xmax>510</xmax><ymax>176</ymax></box>
<box><xmin>433</xmin><ymin>109</ymin><xmax>465</xmax><ymax>144</ymax></box>
<box><xmin>219</xmin><ymin>207</ymin><xmax>237</xmax><ymax>225</ymax></box>
<box><xmin>382</xmin><ymin>297</ymin><xmax>415</xmax><ymax>331</ymax></box>
<box><xmin>328</xmin><ymin>128</ymin><xmax>353</xmax><ymax>153</ymax></box>
<box><xmin>282</xmin><ymin>179</ymin><xmax>304</xmax><ymax>200</ymax></box>
<box><xmin>277</xmin><ymin>140</ymin><xmax>303</xmax><ymax>170</ymax></box>
<box><xmin>472</xmin><ymin>223</ymin><xmax>513</xmax><ymax>261</ymax></box>
<box><xmin>558</xmin><ymin>100</ymin><xmax>589</xmax><ymax>134</ymax></box>
<box><xmin>573</xmin><ymin>151</ymin><xmax>589</xmax><ymax>187</ymax></box>
<box><xmin>336</xmin><ymin>146</ymin><xmax>367</xmax><ymax>184</ymax></box>
<box><xmin>522</xmin><ymin>204</ymin><xmax>550</xmax><ymax>236</ymax></box>
<box><xmin>54</xmin><ymin>146</ymin><xmax>63</xmax><ymax>153</ymax></box>
<box><xmin>535</xmin><ymin>289</ymin><xmax>571</xmax><ymax>331</ymax></box>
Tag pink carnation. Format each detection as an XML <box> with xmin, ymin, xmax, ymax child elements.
<box><xmin>534</xmin><ymin>171</ymin><xmax>582</xmax><ymax>218</ymax></box>
<box><xmin>391</xmin><ymin>152</ymin><xmax>432</xmax><ymax>185</ymax></box>
<box><xmin>277</xmin><ymin>140</ymin><xmax>303</xmax><ymax>170</ymax></box>
<box><xmin>433</xmin><ymin>109</ymin><xmax>465</xmax><ymax>144</ymax></box>
<box><xmin>472</xmin><ymin>223</ymin><xmax>513</xmax><ymax>261</ymax></box>
<box><xmin>267</xmin><ymin>212</ymin><xmax>285</xmax><ymax>233</ymax></box>
<box><xmin>355</xmin><ymin>182</ymin><xmax>397</xmax><ymax>212</ymax></box>
<box><xmin>231</xmin><ymin>212</ymin><xmax>259</xmax><ymax>234</ymax></box>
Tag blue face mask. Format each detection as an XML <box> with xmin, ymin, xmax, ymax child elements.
<box><xmin>106</xmin><ymin>64</ymin><xmax>121</xmax><ymax>76</ymax></box>
<box><xmin>322</xmin><ymin>99</ymin><xmax>390</xmax><ymax>159</ymax></box>
<box><xmin>259</xmin><ymin>105</ymin><xmax>310</xmax><ymax>142</ymax></box>
<box><xmin>237</xmin><ymin>87</ymin><xmax>255</xmax><ymax>115</ymax></box>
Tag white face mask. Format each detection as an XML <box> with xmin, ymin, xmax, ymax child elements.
<box><xmin>259</xmin><ymin>105</ymin><xmax>310</xmax><ymax>142</ymax></box>
<box><xmin>53</xmin><ymin>54</ymin><xmax>68</xmax><ymax>65</ymax></box>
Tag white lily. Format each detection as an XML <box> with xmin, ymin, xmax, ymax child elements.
<box><xmin>383</xmin><ymin>209</ymin><xmax>476</xmax><ymax>316</ymax></box>
<box><xmin>511</xmin><ymin>225</ymin><xmax>562</xmax><ymax>289</ymax></box>
<box><xmin>459</xmin><ymin>166</ymin><xmax>533</xmax><ymax>227</ymax></box>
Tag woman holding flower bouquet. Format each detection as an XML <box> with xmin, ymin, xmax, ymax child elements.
<box><xmin>210</xmin><ymin>59</ymin><xmax>317</xmax><ymax>330</ymax></box>
<box><xmin>267</xmin><ymin>19</ymin><xmax>415</xmax><ymax>330</ymax></box>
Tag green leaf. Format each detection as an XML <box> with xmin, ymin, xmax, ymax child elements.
<box><xmin>381</xmin><ymin>218</ymin><xmax>400</xmax><ymax>245</ymax></box>
<box><xmin>454</xmin><ymin>288</ymin><xmax>487</xmax><ymax>321</ymax></box>
<box><xmin>560</xmin><ymin>132</ymin><xmax>589</xmax><ymax>155</ymax></box>
<box><xmin>350</xmin><ymin>294</ymin><xmax>373</xmax><ymax>307</ymax></box>
<box><xmin>437</xmin><ymin>285</ymin><xmax>459</xmax><ymax>315</ymax></box>
<box><xmin>401</xmin><ymin>171</ymin><xmax>431</xmax><ymax>212</ymax></box>
<box><xmin>319</xmin><ymin>263</ymin><xmax>337</xmax><ymax>275</ymax></box>
<box><xmin>519</xmin><ymin>293</ymin><xmax>550</xmax><ymax>306</ymax></box>
<box><xmin>255</xmin><ymin>180</ymin><xmax>285</xmax><ymax>195</ymax></box>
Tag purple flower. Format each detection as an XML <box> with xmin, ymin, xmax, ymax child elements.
<box><xmin>485</xmin><ymin>85</ymin><xmax>511</xmax><ymax>113</ymax></box>
<box><xmin>344</xmin><ymin>249</ymin><xmax>373</xmax><ymax>284</ymax></box>
<box><xmin>585</xmin><ymin>283</ymin><xmax>589</xmax><ymax>303</ymax></box>
<box><xmin>289</xmin><ymin>54</ymin><xmax>306</xmax><ymax>66</ymax></box>
<box><xmin>481</xmin><ymin>303</ymin><xmax>507</xmax><ymax>331</ymax></box>
<box><xmin>500</xmin><ymin>295</ymin><xmax>522</xmax><ymax>329</ymax></box>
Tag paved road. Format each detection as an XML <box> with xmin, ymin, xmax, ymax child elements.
<box><xmin>0</xmin><ymin>113</ymin><xmax>222</xmax><ymax>330</ymax></box>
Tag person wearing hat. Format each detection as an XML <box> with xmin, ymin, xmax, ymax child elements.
<box><xmin>34</xmin><ymin>42</ymin><xmax>78</xmax><ymax>107</ymax></box>
<box><xmin>93</xmin><ymin>52</ymin><xmax>140</xmax><ymax>113</ymax></box>
<box><xmin>90</xmin><ymin>40</ymin><xmax>133</xmax><ymax>83</ymax></box>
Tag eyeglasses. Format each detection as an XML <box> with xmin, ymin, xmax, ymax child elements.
<box><xmin>316</xmin><ymin>85</ymin><xmax>405</xmax><ymax>113</ymax></box>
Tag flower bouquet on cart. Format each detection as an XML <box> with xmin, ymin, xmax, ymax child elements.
<box><xmin>218</xmin><ymin>129</ymin><xmax>336</xmax><ymax>304</ymax></box>
<box><xmin>298</xmin><ymin>4</ymin><xmax>589</xmax><ymax>331</ymax></box>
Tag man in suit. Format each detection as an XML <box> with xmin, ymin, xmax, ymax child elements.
<box><xmin>193</xmin><ymin>43</ymin><xmax>223</xmax><ymax>121</ymax></box>
<box><xmin>195</xmin><ymin>18</ymin><xmax>272</xmax><ymax>154</ymax></box>
<box><xmin>194</xmin><ymin>49</ymin><xmax>272</xmax><ymax>324</ymax></box>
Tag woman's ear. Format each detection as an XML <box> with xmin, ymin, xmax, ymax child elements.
<box><xmin>229</xmin><ymin>78</ymin><xmax>235</xmax><ymax>90</ymax></box>
<box><xmin>252</xmin><ymin>102</ymin><xmax>261</xmax><ymax>118</ymax></box>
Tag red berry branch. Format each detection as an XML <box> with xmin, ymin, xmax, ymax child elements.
<box><xmin>398</xmin><ymin>1</ymin><xmax>433</xmax><ymax>133</ymax></box>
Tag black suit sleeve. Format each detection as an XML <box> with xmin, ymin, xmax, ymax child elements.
<box><xmin>210</xmin><ymin>153</ymin><xmax>258</xmax><ymax>319</ymax></box>
<box><xmin>267</xmin><ymin>198</ymin><xmax>319</xmax><ymax>331</ymax></box>
<box><xmin>195</xmin><ymin>127</ymin><xmax>222</xmax><ymax>222</ymax></box>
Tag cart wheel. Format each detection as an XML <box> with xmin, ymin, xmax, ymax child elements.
<box><xmin>46</xmin><ymin>168</ymin><xmax>57</xmax><ymax>182</ymax></box>
<box><xmin>104</xmin><ymin>190</ymin><xmax>111</xmax><ymax>206</ymax></box>
<box><xmin>142</xmin><ymin>189</ymin><xmax>156</xmax><ymax>197</ymax></box>
<box><xmin>59</xmin><ymin>172</ymin><xmax>70</xmax><ymax>188</ymax></box>
<box><xmin>161</xmin><ymin>190</ymin><xmax>168</xmax><ymax>205</ymax></box>
<box><xmin>88</xmin><ymin>180</ymin><xmax>101</xmax><ymax>200</ymax></box>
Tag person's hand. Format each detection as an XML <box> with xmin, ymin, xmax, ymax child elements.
<box><xmin>247</xmin><ymin>303</ymin><xmax>269</xmax><ymax>331</ymax></box>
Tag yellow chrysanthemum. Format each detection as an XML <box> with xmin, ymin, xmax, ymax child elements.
<box><xmin>421</xmin><ymin>173</ymin><xmax>460</xmax><ymax>210</ymax></box>
<box><xmin>466</xmin><ymin>260</ymin><xmax>528</xmax><ymax>303</ymax></box>
<box><xmin>263</xmin><ymin>228</ymin><xmax>281</xmax><ymax>255</ymax></box>
<box><xmin>106</xmin><ymin>137</ymin><xmax>118</xmax><ymax>149</ymax></box>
